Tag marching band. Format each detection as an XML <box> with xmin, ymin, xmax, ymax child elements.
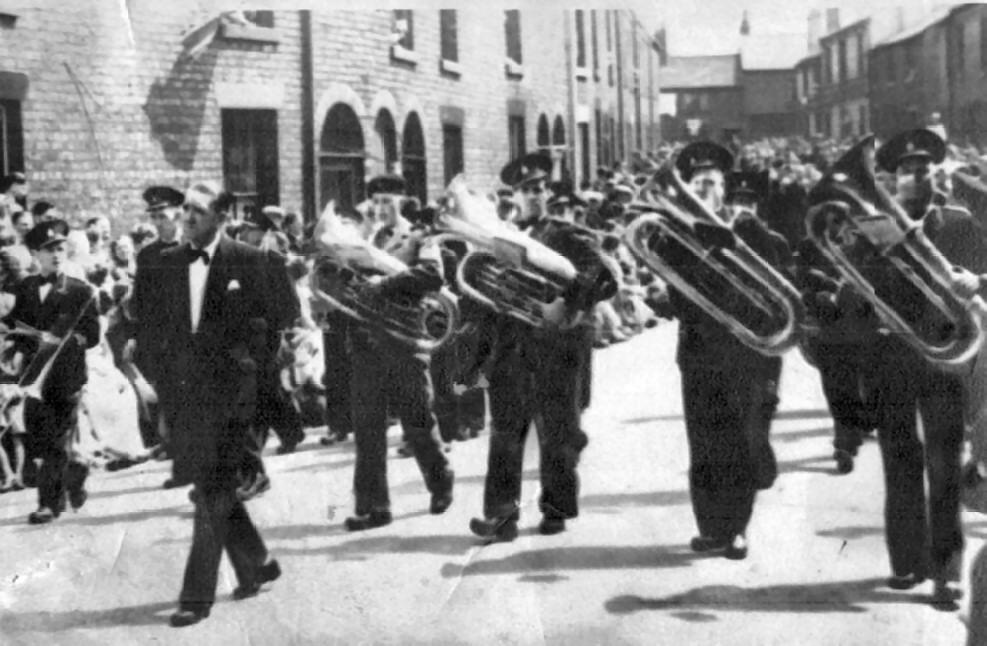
<box><xmin>4</xmin><ymin>127</ymin><xmax>987</xmax><ymax>627</ymax></box>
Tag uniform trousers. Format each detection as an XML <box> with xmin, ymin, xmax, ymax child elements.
<box><xmin>812</xmin><ymin>338</ymin><xmax>877</xmax><ymax>454</ymax></box>
<box><xmin>482</xmin><ymin>324</ymin><xmax>591</xmax><ymax>521</ymax></box>
<box><xmin>680</xmin><ymin>350</ymin><xmax>777</xmax><ymax>541</ymax></box>
<box><xmin>869</xmin><ymin>336</ymin><xmax>965</xmax><ymax>582</ymax></box>
<box><xmin>322</xmin><ymin>312</ymin><xmax>353</xmax><ymax>438</ymax></box>
<box><xmin>348</xmin><ymin>332</ymin><xmax>451</xmax><ymax>515</ymax></box>
<box><xmin>25</xmin><ymin>395</ymin><xmax>86</xmax><ymax>513</ymax></box>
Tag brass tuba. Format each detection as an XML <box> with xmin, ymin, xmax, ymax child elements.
<box><xmin>436</xmin><ymin>175</ymin><xmax>586</xmax><ymax>329</ymax></box>
<box><xmin>624</xmin><ymin>166</ymin><xmax>805</xmax><ymax>356</ymax></box>
<box><xmin>804</xmin><ymin>135</ymin><xmax>986</xmax><ymax>371</ymax></box>
<box><xmin>308</xmin><ymin>201</ymin><xmax>459</xmax><ymax>354</ymax></box>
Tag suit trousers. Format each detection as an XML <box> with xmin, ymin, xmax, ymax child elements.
<box><xmin>348</xmin><ymin>332</ymin><xmax>450</xmax><ymax>515</ymax></box>
<box><xmin>869</xmin><ymin>337</ymin><xmax>965</xmax><ymax>582</ymax></box>
<box><xmin>179</xmin><ymin>487</ymin><xmax>268</xmax><ymax>611</ymax></box>
<box><xmin>322</xmin><ymin>313</ymin><xmax>353</xmax><ymax>438</ymax></box>
<box><xmin>482</xmin><ymin>325</ymin><xmax>590</xmax><ymax>521</ymax></box>
<box><xmin>25</xmin><ymin>396</ymin><xmax>85</xmax><ymax>513</ymax></box>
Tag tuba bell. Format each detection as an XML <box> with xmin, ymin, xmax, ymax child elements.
<box><xmin>436</xmin><ymin>175</ymin><xmax>586</xmax><ymax>329</ymax></box>
<box><xmin>804</xmin><ymin>135</ymin><xmax>986</xmax><ymax>372</ymax></box>
<box><xmin>623</xmin><ymin>166</ymin><xmax>805</xmax><ymax>356</ymax></box>
<box><xmin>308</xmin><ymin>201</ymin><xmax>459</xmax><ymax>354</ymax></box>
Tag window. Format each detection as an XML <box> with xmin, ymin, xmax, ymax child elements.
<box><xmin>579</xmin><ymin>122</ymin><xmax>590</xmax><ymax>182</ymax></box>
<box><xmin>958</xmin><ymin>21</ymin><xmax>966</xmax><ymax>76</ymax></box>
<box><xmin>221</xmin><ymin>109</ymin><xmax>279</xmax><ymax>219</ymax></box>
<box><xmin>858</xmin><ymin>105</ymin><xmax>868</xmax><ymax>134</ymax></box>
<box><xmin>508</xmin><ymin>115</ymin><xmax>526</xmax><ymax>162</ymax></box>
<box><xmin>982</xmin><ymin>16</ymin><xmax>987</xmax><ymax>69</ymax></box>
<box><xmin>575</xmin><ymin>10</ymin><xmax>587</xmax><ymax>70</ymax></box>
<box><xmin>537</xmin><ymin>114</ymin><xmax>551</xmax><ymax>154</ymax></box>
<box><xmin>552</xmin><ymin>115</ymin><xmax>568</xmax><ymax>181</ymax></box>
<box><xmin>505</xmin><ymin>10</ymin><xmax>522</xmax><ymax>65</ymax></box>
<box><xmin>838</xmin><ymin>39</ymin><xmax>847</xmax><ymax>83</ymax></box>
<box><xmin>595</xmin><ymin>108</ymin><xmax>604</xmax><ymax>167</ymax></box>
<box><xmin>605</xmin><ymin>10</ymin><xmax>612</xmax><ymax>52</ymax></box>
<box><xmin>374</xmin><ymin>109</ymin><xmax>398</xmax><ymax>174</ymax></box>
<box><xmin>634</xmin><ymin>88</ymin><xmax>642</xmax><ymax>149</ymax></box>
<box><xmin>857</xmin><ymin>34</ymin><xmax>866</xmax><ymax>78</ymax></box>
<box><xmin>394</xmin><ymin>10</ymin><xmax>414</xmax><ymax>50</ymax></box>
<box><xmin>402</xmin><ymin>112</ymin><xmax>427</xmax><ymax>203</ymax></box>
<box><xmin>440</xmin><ymin>10</ymin><xmax>458</xmax><ymax>63</ymax></box>
<box><xmin>442</xmin><ymin>124</ymin><xmax>464</xmax><ymax>185</ymax></box>
<box><xmin>318</xmin><ymin>103</ymin><xmax>365</xmax><ymax>213</ymax></box>
<box><xmin>846</xmin><ymin>34</ymin><xmax>858</xmax><ymax>79</ymax></box>
<box><xmin>0</xmin><ymin>99</ymin><xmax>23</xmax><ymax>177</ymax></box>
<box><xmin>591</xmin><ymin>11</ymin><xmax>599</xmax><ymax>79</ymax></box>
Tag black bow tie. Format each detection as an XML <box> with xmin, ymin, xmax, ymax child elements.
<box><xmin>41</xmin><ymin>273</ymin><xmax>60</xmax><ymax>286</ymax></box>
<box><xmin>187</xmin><ymin>247</ymin><xmax>210</xmax><ymax>265</ymax></box>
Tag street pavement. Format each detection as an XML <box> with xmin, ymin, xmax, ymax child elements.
<box><xmin>0</xmin><ymin>321</ymin><xmax>980</xmax><ymax>645</ymax></box>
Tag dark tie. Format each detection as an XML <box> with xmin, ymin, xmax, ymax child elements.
<box><xmin>41</xmin><ymin>273</ymin><xmax>60</xmax><ymax>286</ymax></box>
<box><xmin>187</xmin><ymin>247</ymin><xmax>210</xmax><ymax>265</ymax></box>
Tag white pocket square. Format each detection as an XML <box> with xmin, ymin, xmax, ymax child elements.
<box><xmin>227</xmin><ymin>279</ymin><xmax>241</xmax><ymax>291</ymax></box>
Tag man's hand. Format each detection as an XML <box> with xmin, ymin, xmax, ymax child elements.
<box><xmin>951</xmin><ymin>268</ymin><xmax>983</xmax><ymax>300</ymax></box>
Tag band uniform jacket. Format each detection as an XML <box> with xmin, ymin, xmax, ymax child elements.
<box><xmin>147</xmin><ymin>236</ymin><xmax>299</xmax><ymax>487</ymax></box>
<box><xmin>3</xmin><ymin>274</ymin><xmax>100</xmax><ymax>402</ymax></box>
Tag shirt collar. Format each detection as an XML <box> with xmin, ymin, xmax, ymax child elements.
<box><xmin>192</xmin><ymin>232</ymin><xmax>222</xmax><ymax>262</ymax></box>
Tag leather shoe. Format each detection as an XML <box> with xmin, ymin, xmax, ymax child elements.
<box><xmin>469</xmin><ymin>516</ymin><xmax>519</xmax><ymax>543</ymax></box>
<box><xmin>689</xmin><ymin>535</ymin><xmax>730</xmax><ymax>553</ymax></box>
<box><xmin>344</xmin><ymin>510</ymin><xmax>392</xmax><ymax>532</ymax></box>
<box><xmin>28</xmin><ymin>507</ymin><xmax>58</xmax><ymax>524</ymax></box>
<box><xmin>163</xmin><ymin>477</ymin><xmax>192</xmax><ymax>490</ymax></box>
<box><xmin>538</xmin><ymin>517</ymin><xmax>566</xmax><ymax>535</ymax></box>
<box><xmin>233</xmin><ymin>559</ymin><xmax>282</xmax><ymax>600</ymax></box>
<box><xmin>236</xmin><ymin>473</ymin><xmax>271</xmax><ymax>502</ymax></box>
<box><xmin>724</xmin><ymin>534</ymin><xmax>748</xmax><ymax>560</ymax></box>
<box><xmin>68</xmin><ymin>488</ymin><xmax>88</xmax><ymax>511</ymax></box>
<box><xmin>169</xmin><ymin>606</ymin><xmax>210</xmax><ymax>627</ymax></box>
<box><xmin>429</xmin><ymin>472</ymin><xmax>454</xmax><ymax>515</ymax></box>
<box><xmin>887</xmin><ymin>573</ymin><xmax>926</xmax><ymax>590</ymax></box>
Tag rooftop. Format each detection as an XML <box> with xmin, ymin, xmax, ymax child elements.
<box><xmin>659</xmin><ymin>54</ymin><xmax>739</xmax><ymax>90</ymax></box>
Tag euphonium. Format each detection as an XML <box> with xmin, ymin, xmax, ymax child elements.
<box><xmin>308</xmin><ymin>201</ymin><xmax>459</xmax><ymax>354</ymax></box>
<box><xmin>804</xmin><ymin>135</ymin><xmax>986</xmax><ymax>371</ymax></box>
<box><xmin>436</xmin><ymin>175</ymin><xmax>585</xmax><ymax>329</ymax></box>
<box><xmin>623</xmin><ymin>167</ymin><xmax>804</xmax><ymax>356</ymax></box>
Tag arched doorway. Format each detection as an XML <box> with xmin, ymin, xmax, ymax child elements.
<box><xmin>402</xmin><ymin>112</ymin><xmax>427</xmax><ymax>203</ymax></box>
<box><xmin>373</xmin><ymin>109</ymin><xmax>398</xmax><ymax>176</ymax></box>
<box><xmin>319</xmin><ymin>103</ymin><xmax>365</xmax><ymax>213</ymax></box>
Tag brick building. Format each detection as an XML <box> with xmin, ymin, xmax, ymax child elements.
<box><xmin>658</xmin><ymin>55</ymin><xmax>744</xmax><ymax>143</ymax></box>
<box><xmin>0</xmin><ymin>5</ymin><xmax>660</xmax><ymax>231</ymax></box>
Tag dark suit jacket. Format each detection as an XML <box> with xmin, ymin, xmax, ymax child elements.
<box><xmin>131</xmin><ymin>239</ymin><xmax>178</xmax><ymax>382</ymax></box>
<box><xmin>146</xmin><ymin>235</ymin><xmax>299</xmax><ymax>486</ymax></box>
<box><xmin>3</xmin><ymin>274</ymin><xmax>100</xmax><ymax>401</ymax></box>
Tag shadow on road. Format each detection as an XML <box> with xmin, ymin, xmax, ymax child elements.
<box><xmin>581</xmin><ymin>489</ymin><xmax>690</xmax><ymax>509</ymax></box>
<box><xmin>441</xmin><ymin>544</ymin><xmax>705</xmax><ymax>580</ymax></box>
<box><xmin>621</xmin><ymin>408</ymin><xmax>831</xmax><ymax>427</ymax></box>
<box><xmin>816</xmin><ymin>525</ymin><xmax>885</xmax><ymax>540</ymax></box>
<box><xmin>776</xmin><ymin>454</ymin><xmax>840</xmax><ymax>476</ymax></box>
<box><xmin>1</xmin><ymin>600</ymin><xmax>177</xmax><ymax>634</ymax></box>
<box><xmin>604</xmin><ymin>577</ymin><xmax>929</xmax><ymax>617</ymax></box>
<box><xmin>276</xmin><ymin>530</ymin><xmax>474</xmax><ymax>560</ymax></box>
<box><xmin>771</xmin><ymin>425</ymin><xmax>835</xmax><ymax>444</ymax></box>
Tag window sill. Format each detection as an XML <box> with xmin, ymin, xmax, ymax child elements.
<box><xmin>391</xmin><ymin>44</ymin><xmax>420</xmax><ymax>65</ymax></box>
<box><xmin>505</xmin><ymin>59</ymin><xmax>524</xmax><ymax>79</ymax></box>
<box><xmin>220</xmin><ymin>22</ymin><xmax>280</xmax><ymax>45</ymax></box>
<box><xmin>575</xmin><ymin>66</ymin><xmax>589</xmax><ymax>80</ymax></box>
<box><xmin>441</xmin><ymin>58</ymin><xmax>462</xmax><ymax>77</ymax></box>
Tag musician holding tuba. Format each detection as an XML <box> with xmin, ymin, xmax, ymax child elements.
<box><xmin>341</xmin><ymin>174</ymin><xmax>455</xmax><ymax>532</ymax></box>
<box><xmin>3</xmin><ymin>219</ymin><xmax>100</xmax><ymax>524</ymax></box>
<box><xmin>655</xmin><ymin>141</ymin><xmax>788</xmax><ymax>561</ymax></box>
<box><xmin>469</xmin><ymin>153</ymin><xmax>619</xmax><ymax>542</ymax></box>
<box><xmin>803</xmin><ymin>129</ymin><xmax>987</xmax><ymax>606</ymax></box>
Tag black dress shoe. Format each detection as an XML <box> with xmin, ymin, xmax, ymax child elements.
<box><xmin>163</xmin><ymin>477</ymin><xmax>192</xmax><ymax>490</ymax></box>
<box><xmin>833</xmin><ymin>449</ymin><xmax>854</xmax><ymax>475</ymax></box>
<box><xmin>887</xmin><ymin>573</ymin><xmax>926</xmax><ymax>590</ymax></box>
<box><xmin>28</xmin><ymin>507</ymin><xmax>58</xmax><ymax>525</ymax></box>
<box><xmin>169</xmin><ymin>606</ymin><xmax>210</xmax><ymax>627</ymax></box>
<box><xmin>236</xmin><ymin>473</ymin><xmax>271</xmax><ymax>502</ymax></box>
<box><xmin>469</xmin><ymin>516</ymin><xmax>519</xmax><ymax>542</ymax></box>
<box><xmin>344</xmin><ymin>510</ymin><xmax>393</xmax><ymax>532</ymax></box>
<box><xmin>724</xmin><ymin>534</ymin><xmax>748</xmax><ymax>560</ymax></box>
<box><xmin>429</xmin><ymin>472</ymin><xmax>455</xmax><ymax>515</ymax></box>
<box><xmin>538</xmin><ymin>517</ymin><xmax>566</xmax><ymax>535</ymax></box>
<box><xmin>233</xmin><ymin>559</ymin><xmax>282</xmax><ymax>600</ymax></box>
<box><xmin>68</xmin><ymin>488</ymin><xmax>88</xmax><ymax>511</ymax></box>
<box><xmin>689</xmin><ymin>535</ymin><xmax>730</xmax><ymax>553</ymax></box>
